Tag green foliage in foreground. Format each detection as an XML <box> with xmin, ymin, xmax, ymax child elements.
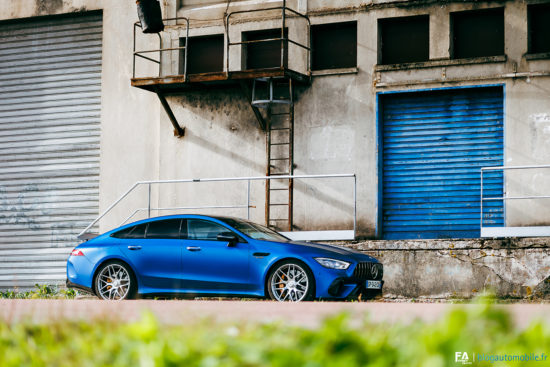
<box><xmin>0</xmin><ymin>303</ymin><xmax>548</xmax><ymax>367</ymax></box>
<box><xmin>0</xmin><ymin>284</ymin><xmax>76</xmax><ymax>299</ymax></box>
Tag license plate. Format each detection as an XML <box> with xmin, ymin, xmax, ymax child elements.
<box><xmin>366</xmin><ymin>280</ymin><xmax>382</xmax><ymax>289</ymax></box>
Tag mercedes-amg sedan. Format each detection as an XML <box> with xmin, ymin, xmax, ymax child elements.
<box><xmin>67</xmin><ymin>215</ymin><xmax>383</xmax><ymax>301</ymax></box>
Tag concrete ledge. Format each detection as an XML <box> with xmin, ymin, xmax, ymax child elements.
<box><xmin>336</xmin><ymin>238</ymin><xmax>550</xmax><ymax>299</ymax></box>
<box><xmin>374</xmin><ymin>55</ymin><xmax>507</xmax><ymax>72</ymax></box>
<box><xmin>344</xmin><ymin>237</ymin><xmax>550</xmax><ymax>251</ymax></box>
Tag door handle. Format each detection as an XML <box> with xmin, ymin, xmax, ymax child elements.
<box><xmin>186</xmin><ymin>246</ymin><xmax>201</xmax><ymax>252</ymax></box>
<box><xmin>127</xmin><ymin>245</ymin><xmax>142</xmax><ymax>250</ymax></box>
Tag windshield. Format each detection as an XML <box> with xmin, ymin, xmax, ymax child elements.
<box><xmin>220</xmin><ymin>218</ymin><xmax>289</xmax><ymax>242</ymax></box>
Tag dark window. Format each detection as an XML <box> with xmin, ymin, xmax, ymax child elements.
<box><xmin>180</xmin><ymin>34</ymin><xmax>224</xmax><ymax>74</ymax></box>
<box><xmin>111</xmin><ymin>226</ymin><xmax>134</xmax><ymax>239</ymax></box>
<box><xmin>146</xmin><ymin>219</ymin><xmax>182</xmax><ymax>239</ymax></box>
<box><xmin>311</xmin><ymin>21</ymin><xmax>357</xmax><ymax>70</ymax></box>
<box><xmin>451</xmin><ymin>8</ymin><xmax>504</xmax><ymax>59</ymax></box>
<box><xmin>186</xmin><ymin>219</ymin><xmax>232</xmax><ymax>241</ymax></box>
<box><xmin>379</xmin><ymin>15</ymin><xmax>429</xmax><ymax>65</ymax></box>
<box><xmin>112</xmin><ymin>223</ymin><xmax>147</xmax><ymax>239</ymax></box>
<box><xmin>242</xmin><ymin>28</ymin><xmax>288</xmax><ymax>70</ymax></box>
<box><xmin>528</xmin><ymin>3</ymin><xmax>550</xmax><ymax>54</ymax></box>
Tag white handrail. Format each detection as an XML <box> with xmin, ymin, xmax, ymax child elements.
<box><xmin>480</xmin><ymin>165</ymin><xmax>550</xmax><ymax>237</ymax></box>
<box><xmin>79</xmin><ymin>173</ymin><xmax>356</xmax><ymax>239</ymax></box>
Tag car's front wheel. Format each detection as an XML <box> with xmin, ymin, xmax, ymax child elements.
<box><xmin>267</xmin><ymin>260</ymin><xmax>314</xmax><ymax>302</ymax></box>
<box><xmin>94</xmin><ymin>261</ymin><xmax>136</xmax><ymax>300</ymax></box>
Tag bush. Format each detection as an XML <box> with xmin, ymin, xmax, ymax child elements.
<box><xmin>0</xmin><ymin>284</ymin><xmax>77</xmax><ymax>299</ymax></box>
<box><xmin>0</xmin><ymin>302</ymin><xmax>548</xmax><ymax>366</ymax></box>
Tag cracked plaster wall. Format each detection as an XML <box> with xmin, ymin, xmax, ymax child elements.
<box><xmin>343</xmin><ymin>238</ymin><xmax>550</xmax><ymax>299</ymax></box>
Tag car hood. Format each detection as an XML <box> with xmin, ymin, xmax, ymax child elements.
<box><xmin>285</xmin><ymin>241</ymin><xmax>378</xmax><ymax>262</ymax></box>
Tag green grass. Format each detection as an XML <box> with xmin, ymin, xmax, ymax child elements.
<box><xmin>0</xmin><ymin>284</ymin><xmax>76</xmax><ymax>299</ymax></box>
<box><xmin>0</xmin><ymin>300</ymin><xmax>548</xmax><ymax>367</ymax></box>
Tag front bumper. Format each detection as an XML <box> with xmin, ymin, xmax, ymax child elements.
<box><xmin>313</xmin><ymin>260</ymin><xmax>384</xmax><ymax>299</ymax></box>
<box><xmin>328</xmin><ymin>278</ymin><xmax>384</xmax><ymax>299</ymax></box>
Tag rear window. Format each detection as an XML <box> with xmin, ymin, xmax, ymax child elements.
<box><xmin>112</xmin><ymin>223</ymin><xmax>147</xmax><ymax>239</ymax></box>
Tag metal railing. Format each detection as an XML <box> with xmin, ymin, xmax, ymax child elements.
<box><xmin>78</xmin><ymin>174</ymin><xmax>357</xmax><ymax>241</ymax></box>
<box><xmin>132</xmin><ymin>2</ymin><xmax>310</xmax><ymax>80</ymax></box>
<box><xmin>225</xmin><ymin>1</ymin><xmax>311</xmax><ymax>73</ymax></box>
<box><xmin>480</xmin><ymin>164</ymin><xmax>550</xmax><ymax>237</ymax></box>
<box><xmin>133</xmin><ymin>17</ymin><xmax>190</xmax><ymax>79</ymax></box>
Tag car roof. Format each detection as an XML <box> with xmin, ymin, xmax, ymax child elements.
<box><xmin>100</xmin><ymin>214</ymin><xmax>258</xmax><ymax>239</ymax></box>
<box><xmin>110</xmin><ymin>214</ymin><xmax>246</xmax><ymax>232</ymax></box>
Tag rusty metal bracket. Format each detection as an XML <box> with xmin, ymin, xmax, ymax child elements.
<box><xmin>239</xmin><ymin>80</ymin><xmax>267</xmax><ymax>131</ymax></box>
<box><xmin>157</xmin><ymin>93</ymin><xmax>185</xmax><ymax>137</ymax></box>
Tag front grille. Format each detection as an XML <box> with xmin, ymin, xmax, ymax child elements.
<box><xmin>353</xmin><ymin>262</ymin><xmax>383</xmax><ymax>281</ymax></box>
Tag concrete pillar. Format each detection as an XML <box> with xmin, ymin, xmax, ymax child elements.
<box><xmin>430</xmin><ymin>4</ymin><xmax>450</xmax><ymax>60</ymax></box>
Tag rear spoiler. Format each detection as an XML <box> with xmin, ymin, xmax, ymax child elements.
<box><xmin>77</xmin><ymin>233</ymin><xmax>99</xmax><ymax>241</ymax></box>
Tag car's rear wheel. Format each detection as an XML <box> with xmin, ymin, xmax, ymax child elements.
<box><xmin>267</xmin><ymin>260</ymin><xmax>314</xmax><ymax>302</ymax></box>
<box><xmin>94</xmin><ymin>261</ymin><xmax>136</xmax><ymax>300</ymax></box>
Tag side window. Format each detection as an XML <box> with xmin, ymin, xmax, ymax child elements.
<box><xmin>112</xmin><ymin>223</ymin><xmax>147</xmax><ymax>239</ymax></box>
<box><xmin>146</xmin><ymin>219</ymin><xmax>182</xmax><ymax>239</ymax></box>
<box><xmin>186</xmin><ymin>219</ymin><xmax>233</xmax><ymax>241</ymax></box>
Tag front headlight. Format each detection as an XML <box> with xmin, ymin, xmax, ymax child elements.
<box><xmin>314</xmin><ymin>257</ymin><xmax>350</xmax><ymax>270</ymax></box>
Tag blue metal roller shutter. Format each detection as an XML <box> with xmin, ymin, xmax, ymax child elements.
<box><xmin>381</xmin><ymin>86</ymin><xmax>504</xmax><ymax>239</ymax></box>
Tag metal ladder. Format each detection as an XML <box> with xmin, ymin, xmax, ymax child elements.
<box><xmin>265</xmin><ymin>97</ymin><xmax>294</xmax><ymax>231</ymax></box>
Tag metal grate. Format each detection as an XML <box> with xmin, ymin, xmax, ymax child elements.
<box><xmin>353</xmin><ymin>262</ymin><xmax>383</xmax><ymax>281</ymax></box>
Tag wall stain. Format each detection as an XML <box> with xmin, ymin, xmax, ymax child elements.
<box><xmin>35</xmin><ymin>0</ymin><xmax>63</xmax><ymax>15</ymax></box>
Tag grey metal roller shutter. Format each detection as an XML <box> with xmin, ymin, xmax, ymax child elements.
<box><xmin>0</xmin><ymin>12</ymin><xmax>102</xmax><ymax>289</ymax></box>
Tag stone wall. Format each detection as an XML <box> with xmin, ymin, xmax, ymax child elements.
<box><xmin>341</xmin><ymin>238</ymin><xmax>550</xmax><ymax>299</ymax></box>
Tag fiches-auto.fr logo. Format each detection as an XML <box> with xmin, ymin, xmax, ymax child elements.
<box><xmin>455</xmin><ymin>352</ymin><xmax>473</xmax><ymax>365</ymax></box>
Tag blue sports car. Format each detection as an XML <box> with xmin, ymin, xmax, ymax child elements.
<box><xmin>66</xmin><ymin>215</ymin><xmax>383</xmax><ymax>301</ymax></box>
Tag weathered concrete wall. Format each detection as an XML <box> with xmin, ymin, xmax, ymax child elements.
<box><xmin>4</xmin><ymin>0</ymin><xmax>550</xmax><ymax>237</ymax></box>
<box><xmin>154</xmin><ymin>88</ymin><xmax>267</xmax><ymax>224</ymax></box>
<box><xmin>343</xmin><ymin>239</ymin><xmax>550</xmax><ymax>299</ymax></box>
<box><xmin>98</xmin><ymin>1</ymin><xmax>161</xmax><ymax>232</ymax></box>
<box><xmin>158</xmin><ymin>0</ymin><xmax>550</xmax><ymax>238</ymax></box>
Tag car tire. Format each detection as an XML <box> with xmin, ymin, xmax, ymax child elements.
<box><xmin>267</xmin><ymin>260</ymin><xmax>314</xmax><ymax>302</ymax></box>
<box><xmin>94</xmin><ymin>261</ymin><xmax>137</xmax><ymax>300</ymax></box>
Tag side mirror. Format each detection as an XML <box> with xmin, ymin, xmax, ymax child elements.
<box><xmin>217</xmin><ymin>232</ymin><xmax>238</xmax><ymax>247</ymax></box>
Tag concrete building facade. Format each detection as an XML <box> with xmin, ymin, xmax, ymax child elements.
<box><xmin>1</xmin><ymin>0</ymin><xmax>549</xmax><ymax>297</ymax></box>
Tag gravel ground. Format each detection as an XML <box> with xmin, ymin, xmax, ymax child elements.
<box><xmin>1</xmin><ymin>299</ymin><xmax>549</xmax><ymax>328</ymax></box>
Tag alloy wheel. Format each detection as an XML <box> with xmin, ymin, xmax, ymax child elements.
<box><xmin>270</xmin><ymin>263</ymin><xmax>310</xmax><ymax>302</ymax></box>
<box><xmin>96</xmin><ymin>263</ymin><xmax>131</xmax><ymax>300</ymax></box>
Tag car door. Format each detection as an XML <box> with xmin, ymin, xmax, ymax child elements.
<box><xmin>119</xmin><ymin>219</ymin><xmax>183</xmax><ymax>291</ymax></box>
<box><xmin>181</xmin><ymin>218</ymin><xmax>251</xmax><ymax>292</ymax></box>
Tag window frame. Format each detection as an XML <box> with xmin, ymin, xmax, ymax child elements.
<box><xmin>241</xmin><ymin>28</ymin><xmax>289</xmax><ymax>70</ymax></box>
<box><xmin>184</xmin><ymin>219</ymin><xmax>245</xmax><ymax>243</ymax></box>
<box><xmin>111</xmin><ymin>223</ymin><xmax>148</xmax><ymax>239</ymax></box>
<box><xmin>311</xmin><ymin>21</ymin><xmax>358</xmax><ymax>71</ymax></box>
<box><xmin>145</xmin><ymin>218</ymin><xmax>184</xmax><ymax>240</ymax></box>
<box><xmin>527</xmin><ymin>3</ymin><xmax>550</xmax><ymax>57</ymax></box>
<box><xmin>378</xmin><ymin>14</ymin><xmax>430</xmax><ymax>65</ymax></box>
<box><xmin>179</xmin><ymin>33</ymin><xmax>225</xmax><ymax>75</ymax></box>
<box><xmin>450</xmin><ymin>7</ymin><xmax>505</xmax><ymax>60</ymax></box>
